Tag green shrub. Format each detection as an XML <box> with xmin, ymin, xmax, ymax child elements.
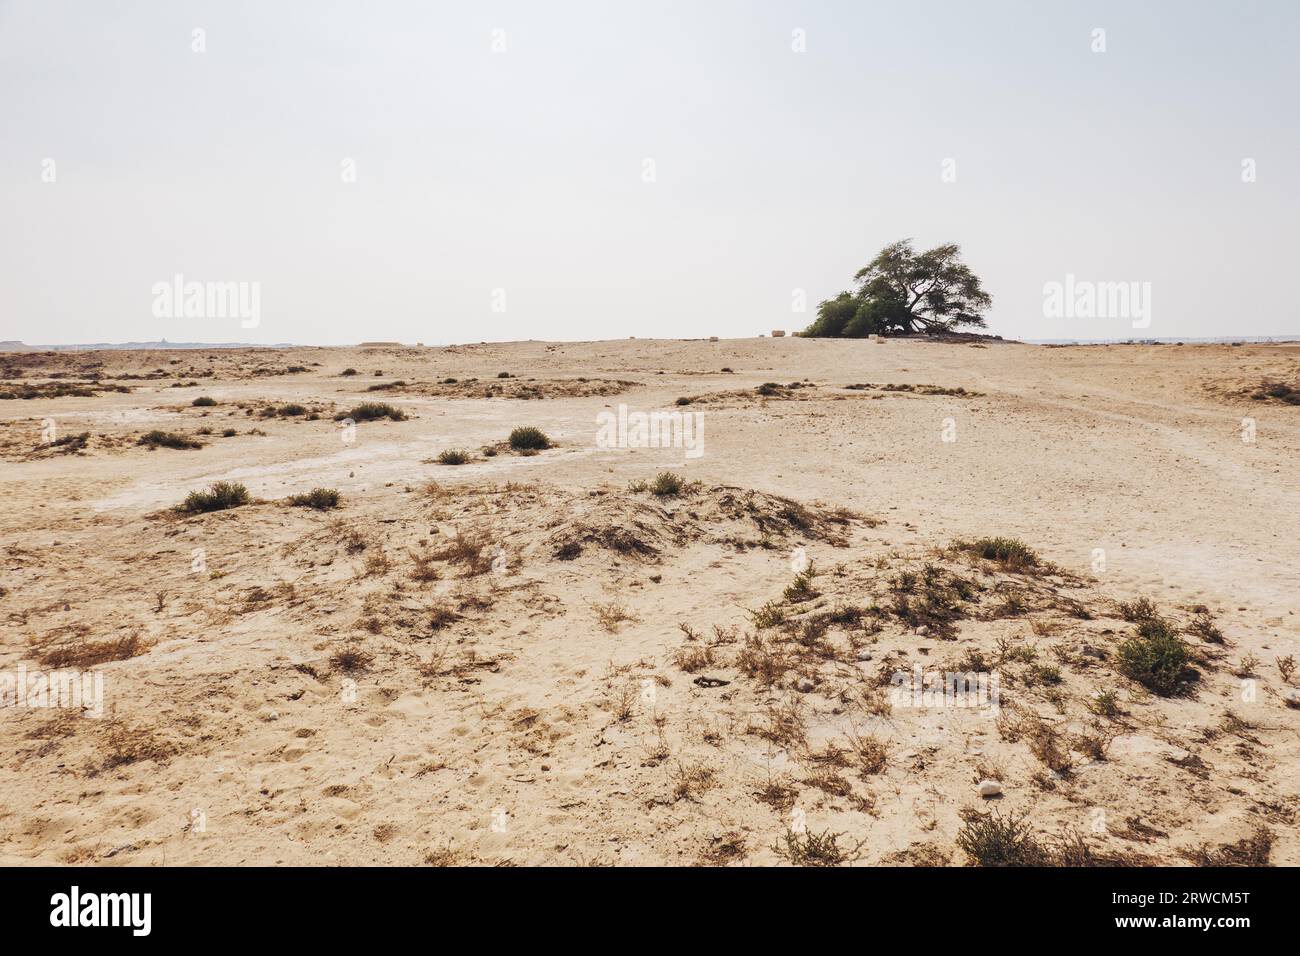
<box><xmin>1117</xmin><ymin>618</ymin><xmax>1191</xmax><ymax>696</ymax></box>
<box><xmin>508</xmin><ymin>426</ymin><xmax>551</xmax><ymax>451</ymax></box>
<box><xmin>180</xmin><ymin>481</ymin><xmax>250</xmax><ymax>513</ymax></box>
<box><xmin>341</xmin><ymin>368</ymin><xmax>358</xmax><ymax>376</ymax></box>
<box><xmin>288</xmin><ymin>488</ymin><xmax>340</xmax><ymax>510</ymax></box>
<box><xmin>192</xmin><ymin>396</ymin><xmax>217</xmax><ymax>407</ymax></box>
<box><xmin>957</xmin><ymin>808</ymin><xmax>1047</xmax><ymax>866</ymax></box>
<box><xmin>783</xmin><ymin>565</ymin><xmax>819</xmax><ymax>603</ymax></box>
<box><xmin>649</xmin><ymin>471</ymin><xmax>684</xmax><ymax>497</ymax></box>
<box><xmin>958</xmin><ymin>536</ymin><xmax>1038</xmax><ymax>569</ymax></box>
<box><xmin>438</xmin><ymin>449</ymin><xmax>472</xmax><ymax>465</ymax></box>
<box><xmin>336</xmin><ymin>402</ymin><xmax>407</xmax><ymax>422</ymax></box>
<box><xmin>138</xmin><ymin>430</ymin><xmax>204</xmax><ymax>450</ymax></box>
<box><xmin>278</xmin><ymin>403</ymin><xmax>307</xmax><ymax>416</ymax></box>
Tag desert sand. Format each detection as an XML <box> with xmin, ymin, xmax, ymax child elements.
<box><xmin>1</xmin><ymin>336</ymin><xmax>1297</xmax><ymax>866</ymax></box>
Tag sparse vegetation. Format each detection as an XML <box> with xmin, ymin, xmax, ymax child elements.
<box><xmin>428</xmin><ymin>602</ymin><xmax>461</xmax><ymax>631</ymax></box>
<box><xmin>1187</xmin><ymin>608</ymin><xmax>1224</xmax><ymax>643</ymax></box>
<box><xmin>956</xmin><ymin>536</ymin><xmax>1038</xmax><ymax>569</ymax></box>
<box><xmin>649</xmin><ymin>471</ymin><xmax>687</xmax><ymax>497</ymax></box>
<box><xmin>37</xmin><ymin>632</ymin><xmax>148</xmax><ymax>669</ymax></box>
<box><xmin>593</xmin><ymin>601</ymin><xmax>637</xmax><ymax>632</ymax></box>
<box><xmin>783</xmin><ymin>564</ymin><xmax>819</xmax><ymax>603</ymax></box>
<box><xmin>437</xmin><ymin>449</ymin><xmax>473</xmax><ymax>465</ymax></box>
<box><xmin>957</xmin><ymin>808</ymin><xmax>1047</xmax><ymax>866</ymax></box>
<box><xmin>329</xmin><ymin>642</ymin><xmax>372</xmax><ymax>672</ymax></box>
<box><xmin>1250</xmin><ymin>382</ymin><xmax>1300</xmax><ymax>405</ymax></box>
<box><xmin>1116</xmin><ymin>617</ymin><xmax>1192</xmax><ymax>696</ymax></box>
<box><xmin>1087</xmin><ymin>688</ymin><xmax>1121</xmax><ymax>718</ymax></box>
<box><xmin>1118</xmin><ymin>597</ymin><xmax>1160</xmax><ymax>623</ymax></box>
<box><xmin>46</xmin><ymin>431</ymin><xmax>90</xmax><ymax>453</ymax></box>
<box><xmin>192</xmin><ymin>396</ymin><xmax>217</xmax><ymax>406</ymax></box>
<box><xmin>848</xmin><ymin>732</ymin><xmax>888</xmax><ymax>775</ymax></box>
<box><xmin>747</xmin><ymin>600</ymin><xmax>786</xmax><ymax>630</ymax></box>
<box><xmin>670</xmin><ymin>760</ymin><xmax>717</xmax><ymax>802</ymax></box>
<box><xmin>673</xmin><ymin>644</ymin><xmax>715</xmax><ymax>673</ymax></box>
<box><xmin>138</xmin><ymin>430</ymin><xmax>203</xmax><ymax>450</ymax></box>
<box><xmin>431</xmin><ymin>529</ymin><xmax>495</xmax><ymax>576</ymax></box>
<box><xmin>98</xmin><ymin>719</ymin><xmax>175</xmax><ymax>771</ymax></box>
<box><xmin>179</xmin><ymin>480</ymin><xmax>250</xmax><ymax>513</ymax></box>
<box><xmin>335</xmin><ymin>402</ymin><xmax>407</xmax><ymax>422</ymax></box>
<box><xmin>772</xmin><ymin>828</ymin><xmax>863</xmax><ymax>867</ymax></box>
<box><xmin>508</xmin><ymin>426</ymin><xmax>551</xmax><ymax>451</ymax></box>
<box><xmin>1184</xmin><ymin>825</ymin><xmax>1274</xmax><ymax>866</ymax></box>
<box><xmin>288</xmin><ymin>488</ymin><xmax>340</xmax><ymax>510</ymax></box>
<box><xmin>1278</xmin><ymin>655</ymin><xmax>1297</xmax><ymax>685</ymax></box>
<box><xmin>846</xmin><ymin>382</ymin><xmax>982</xmax><ymax>397</ymax></box>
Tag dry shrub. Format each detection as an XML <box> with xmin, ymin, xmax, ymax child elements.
<box><xmin>428</xmin><ymin>602</ymin><xmax>461</xmax><ymax>631</ymax></box>
<box><xmin>673</xmin><ymin>644</ymin><xmax>715</xmax><ymax>673</ymax></box>
<box><xmin>1183</xmin><ymin>825</ymin><xmax>1274</xmax><ymax>866</ymax></box>
<box><xmin>751</xmin><ymin>695</ymin><xmax>806</xmax><ymax>749</ymax></box>
<box><xmin>330</xmin><ymin>643</ymin><xmax>372</xmax><ymax>673</ymax></box>
<box><xmin>593</xmin><ymin>602</ymin><xmax>637</xmax><ymax>633</ymax></box>
<box><xmin>1277</xmin><ymin>655</ymin><xmax>1297</xmax><ymax>685</ymax></box>
<box><xmin>409</xmin><ymin>550</ymin><xmax>440</xmax><ymax>582</ymax></box>
<box><xmin>736</xmin><ymin>632</ymin><xmax>792</xmax><ymax>686</ymax></box>
<box><xmin>772</xmin><ymin>828</ymin><xmax>864</xmax><ymax>867</ymax></box>
<box><xmin>670</xmin><ymin>761</ymin><xmax>717</xmax><ymax>802</ymax></box>
<box><xmin>847</xmin><ymin>730</ymin><xmax>888</xmax><ymax>775</ymax></box>
<box><xmin>432</xmin><ymin>529</ymin><xmax>495</xmax><ymax>576</ymax></box>
<box><xmin>98</xmin><ymin>720</ymin><xmax>175</xmax><ymax>772</ymax></box>
<box><xmin>37</xmin><ymin>633</ymin><xmax>148</xmax><ymax>669</ymax></box>
<box><xmin>697</xmin><ymin>833</ymin><xmax>748</xmax><ymax>866</ymax></box>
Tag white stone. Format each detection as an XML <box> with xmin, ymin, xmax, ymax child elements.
<box><xmin>977</xmin><ymin>779</ymin><xmax>1002</xmax><ymax>798</ymax></box>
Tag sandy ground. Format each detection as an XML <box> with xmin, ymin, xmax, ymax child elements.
<box><xmin>1</xmin><ymin>336</ymin><xmax>1298</xmax><ymax>866</ymax></box>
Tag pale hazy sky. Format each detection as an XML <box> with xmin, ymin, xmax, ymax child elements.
<box><xmin>3</xmin><ymin>0</ymin><xmax>1298</xmax><ymax>345</ymax></box>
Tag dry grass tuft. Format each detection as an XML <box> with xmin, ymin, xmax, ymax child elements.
<box><xmin>772</xmin><ymin>828</ymin><xmax>864</xmax><ymax>867</ymax></box>
<box><xmin>593</xmin><ymin>601</ymin><xmax>637</xmax><ymax>633</ymax></box>
<box><xmin>36</xmin><ymin>632</ymin><xmax>149</xmax><ymax>669</ymax></box>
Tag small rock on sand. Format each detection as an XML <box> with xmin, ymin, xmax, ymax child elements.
<box><xmin>978</xmin><ymin>779</ymin><xmax>1002</xmax><ymax>797</ymax></box>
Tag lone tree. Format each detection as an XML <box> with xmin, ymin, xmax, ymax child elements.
<box><xmin>802</xmin><ymin>240</ymin><xmax>992</xmax><ymax>337</ymax></box>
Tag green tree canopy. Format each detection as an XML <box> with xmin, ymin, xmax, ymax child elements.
<box><xmin>803</xmin><ymin>240</ymin><xmax>992</xmax><ymax>337</ymax></box>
